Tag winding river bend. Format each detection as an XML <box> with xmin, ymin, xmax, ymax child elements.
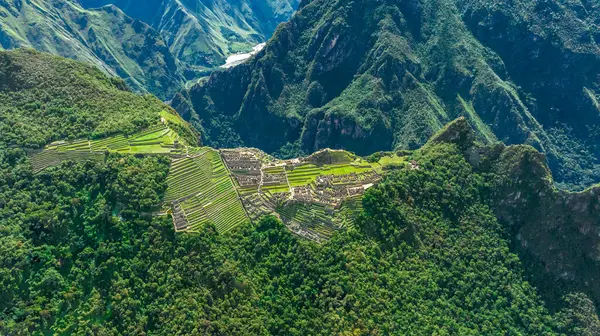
<box><xmin>221</xmin><ymin>43</ymin><xmax>266</xmax><ymax>68</ymax></box>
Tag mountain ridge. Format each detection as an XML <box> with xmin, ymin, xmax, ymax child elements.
<box><xmin>1</xmin><ymin>49</ymin><xmax>600</xmax><ymax>333</ymax></box>
<box><xmin>174</xmin><ymin>0</ymin><xmax>600</xmax><ymax>190</ymax></box>
<box><xmin>78</xmin><ymin>0</ymin><xmax>301</xmax><ymax>76</ymax></box>
<box><xmin>0</xmin><ymin>0</ymin><xmax>300</xmax><ymax>99</ymax></box>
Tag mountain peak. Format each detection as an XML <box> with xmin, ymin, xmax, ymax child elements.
<box><xmin>427</xmin><ymin>117</ymin><xmax>475</xmax><ymax>149</ymax></box>
<box><xmin>175</xmin><ymin>0</ymin><xmax>600</xmax><ymax>190</ymax></box>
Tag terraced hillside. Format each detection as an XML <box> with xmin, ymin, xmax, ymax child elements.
<box><xmin>165</xmin><ymin>148</ymin><xmax>248</xmax><ymax>233</ymax></box>
<box><xmin>32</xmin><ymin>130</ymin><xmax>404</xmax><ymax>240</ymax></box>
<box><xmin>31</xmin><ymin>112</ymin><xmax>188</xmax><ymax>172</ymax></box>
<box><xmin>222</xmin><ymin>148</ymin><xmax>389</xmax><ymax>242</ymax></box>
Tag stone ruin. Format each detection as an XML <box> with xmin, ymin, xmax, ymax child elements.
<box><xmin>235</xmin><ymin>174</ymin><xmax>260</xmax><ymax>187</ymax></box>
<box><xmin>263</xmin><ymin>171</ymin><xmax>288</xmax><ymax>185</ymax></box>
<box><xmin>221</xmin><ymin>149</ymin><xmax>262</xmax><ymax>173</ymax></box>
<box><xmin>292</xmin><ymin>186</ymin><xmax>314</xmax><ymax>203</ymax></box>
<box><xmin>171</xmin><ymin>201</ymin><xmax>188</xmax><ymax>231</ymax></box>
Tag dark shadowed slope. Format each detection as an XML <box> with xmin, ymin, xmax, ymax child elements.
<box><xmin>174</xmin><ymin>0</ymin><xmax>600</xmax><ymax>190</ymax></box>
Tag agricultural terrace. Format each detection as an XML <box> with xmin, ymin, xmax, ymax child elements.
<box><xmin>32</xmin><ymin>113</ymin><xmax>187</xmax><ymax>172</ymax></box>
<box><xmin>286</xmin><ymin>162</ymin><xmax>373</xmax><ymax>187</ymax></box>
<box><xmin>165</xmin><ymin>148</ymin><xmax>249</xmax><ymax>233</ymax></box>
<box><xmin>32</xmin><ymin>127</ymin><xmax>407</xmax><ymax>241</ymax></box>
<box><xmin>276</xmin><ymin>202</ymin><xmax>338</xmax><ymax>242</ymax></box>
<box><xmin>222</xmin><ymin>148</ymin><xmax>393</xmax><ymax>242</ymax></box>
<box><xmin>31</xmin><ymin>150</ymin><xmax>105</xmax><ymax>173</ymax></box>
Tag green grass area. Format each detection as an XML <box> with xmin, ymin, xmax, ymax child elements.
<box><xmin>286</xmin><ymin>163</ymin><xmax>374</xmax><ymax>187</ymax></box>
<box><xmin>324</xmin><ymin>163</ymin><xmax>373</xmax><ymax>175</ymax></box>
<box><xmin>286</xmin><ymin>164</ymin><xmax>322</xmax><ymax>186</ymax></box>
<box><xmin>376</xmin><ymin>154</ymin><xmax>405</xmax><ymax>167</ymax></box>
<box><xmin>263</xmin><ymin>166</ymin><xmax>286</xmax><ymax>173</ymax></box>
<box><xmin>160</xmin><ymin>111</ymin><xmax>188</xmax><ymax>129</ymax></box>
<box><xmin>371</xmin><ymin>154</ymin><xmax>407</xmax><ymax>173</ymax></box>
<box><xmin>239</xmin><ymin>186</ymin><xmax>259</xmax><ymax>195</ymax></box>
<box><xmin>262</xmin><ymin>184</ymin><xmax>290</xmax><ymax>193</ymax></box>
<box><xmin>128</xmin><ymin>145</ymin><xmax>175</xmax><ymax>154</ymax></box>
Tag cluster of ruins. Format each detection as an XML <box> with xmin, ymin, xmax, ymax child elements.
<box><xmin>221</xmin><ymin>149</ymin><xmax>262</xmax><ymax>173</ymax></box>
<box><xmin>171</xmin><ymin>147</ymin><xmax>385</xmax><ymax>242</ymax></box>
<box><xmin>291</xmin><ymin>186</ymin><xmax>314</xmax><ymax>203</ymax></box>
<box><xmin>263</xmin><ymin>171</ymin><xmax>288</xmax><ymax>186</ymax></box>
<box><xmin>235</xmin><ymin>174</ymin><xmax>260</xmax><ymax>187</ymax></box>
<box><xmin>171</xmin><ymin>201</ymin><xmax>188</xmax><ymax>231</ymax></box>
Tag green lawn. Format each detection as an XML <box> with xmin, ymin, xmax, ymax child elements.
<box><xmin>287</xmin><ymin>163</ymin><xmax>375</xmax><ymax>186</ymax></box>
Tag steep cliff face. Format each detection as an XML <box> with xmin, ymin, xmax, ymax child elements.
<box><xmin>175</xmin><ymin>0</ymin><xmax>600</xmax><ymax>190</ymax></box>
<box><xmin>489</xmin><ymin>145</ymin><xmax>600</xmax><ymax>309</ymax></box>
<box><xmin>0</xmin><ymin>0</ymin><xmax>184</xmax><ymax>99</ymax></box>
<box><xmin>431</xmin><ymin>118</ymin><xmax>600</xmax><ymax>312</ymax></box>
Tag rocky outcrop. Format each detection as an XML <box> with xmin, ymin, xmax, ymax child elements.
<box><xmin>435</xmin><ymin>118</ymin><xmax>600</xmax><ymax>310</ymax></box>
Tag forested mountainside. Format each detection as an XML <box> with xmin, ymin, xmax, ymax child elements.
<box><xmin>0</xmin><ymin>0</ymin><xmax>184</xmax><ymax>99</ymax></box>
<box><xmin>0</xmin><ymin>0</ymin><xmax>299</xmax><ymax>99</ymax></box>
<box><xmin>1</xmin><ymin>49</ymin><xmax>599</xmax><ymax>334</ymax></box>
<box><xmin>174</xmin><ymin>0</ymin><xmax>600</xmax><ymax>190</ymax></box>
<box><xmin>0</xmin><ymin>49</ymin><xmax>198</xmax><ymax>148</ymax></box>
<box><xmin>78</xmin><ymin>0</ymin><xmax>300</xmax><ymax>70</ymax></box>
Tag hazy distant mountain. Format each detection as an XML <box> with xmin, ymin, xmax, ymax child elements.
<box><xmin>0</xmin><ymin>0</ymin><xmax>186</xmax><ymax>99</ymax></box>
<box><xmin>0</xmin><ymin>0</ymin><xmax>299</xmax><ymax>99</ymax></box>
<box><xmin>78</xmin><ymin>0</ymin><xmax>300</xmax><ymax>75</ymax></box>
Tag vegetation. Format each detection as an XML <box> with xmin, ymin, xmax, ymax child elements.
<box><xmin>166</xmin><ymin>149</ymin><xmax>248</xmax><ymax>233</ymax></box>
<box><xmin>34</xmin><ymin>134</ymin><xmax>388</xmax><ymax>235</ymax></box>
<box><xmin>1</xmin><ymin>27</ymin><xmax>599</xmax><ymax>335</ymax></box>
<box><xmin>0</xmin><ymin>0</ymin><xmax>184</xmax><ymax>99</ymax></box>
<box><xmin>0</xmin><ymin>0</ymin><xmax>299</xmax><ymax>99</ymax></box>
<box><xmin>175</xmin><ymin>0</ymin><xmax>600</xmax><ymax>190</ymax></box>
<box><xmin>3</xmin><ymin>118</ymin><xmax>600</xmax><ymax>334</ymax></box>
<box><xmin>79</xmin><ymin>0</ymin><xmax>299</xmax><ymax>71</ymax></box>
<box><xmin>0</xmin><ymin>49</ymin><xmax>198</xmax><ymax>149</ymax></box>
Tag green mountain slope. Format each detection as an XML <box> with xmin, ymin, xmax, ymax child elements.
<box><xmin>174</xmin><ymin>0</ymin><xmax>600</xmax><ymax>190</ymax></box>
<box><xmin>0</xmin><ymin>49</ymin><xmax>197</xmax><ymax>148</ymax></box>
<box><xmin>1</xmin><ymin>51</ymin><xmax>599</xmax><ymax>333</ymax></box>
<box><xmin>0</xmin><ymin>0</ymin><xmax>185</xmax><ymax>99</ymax></box>
<box><xmin>0</xmin><ymin>0</ymin><xmax>299</xmax><ymax>99</ymax></box>
<box><xmin>79</xmin><ymin>0</ymin><xmax>301</xmax><ymax>71</ymax></box>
